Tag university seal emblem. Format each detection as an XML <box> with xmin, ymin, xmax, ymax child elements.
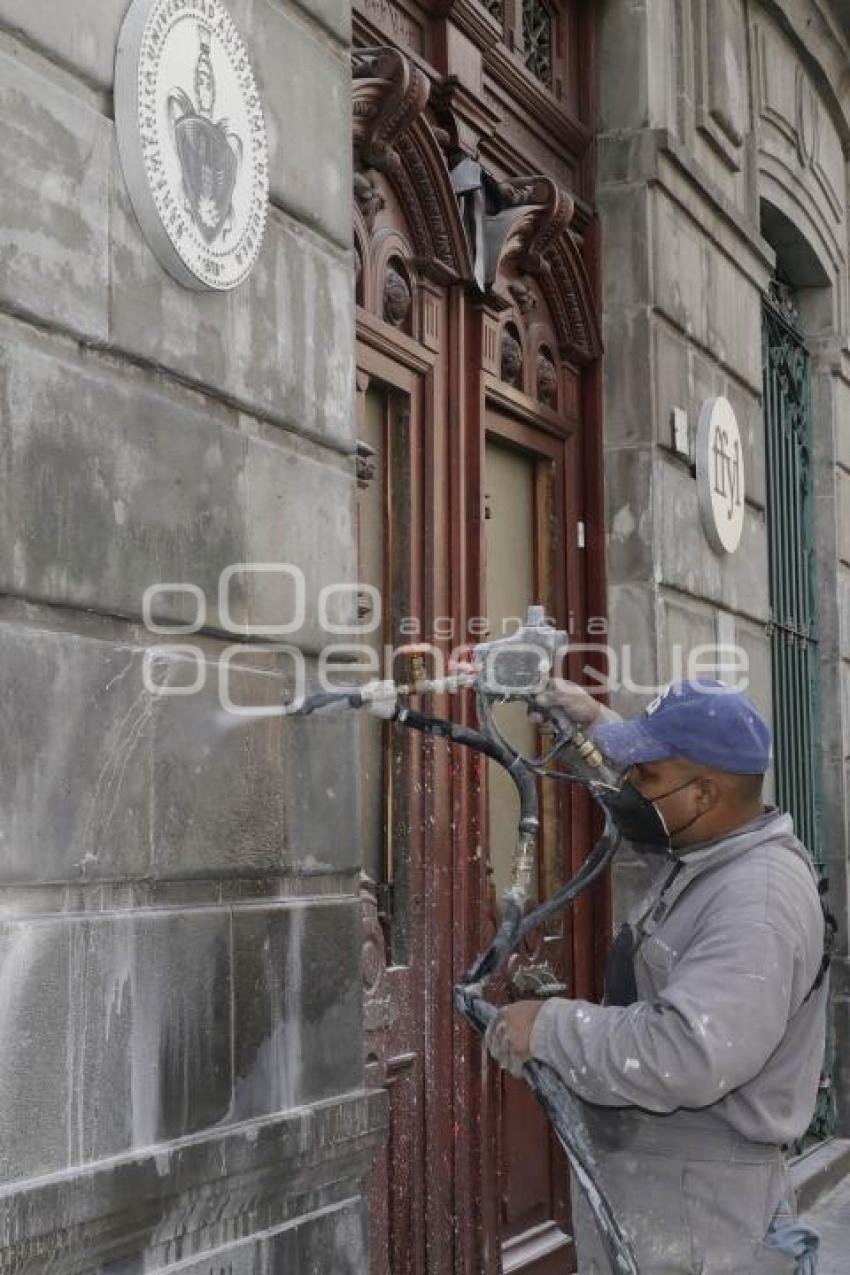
<box><xmin>115</xmin><ymin>0</ymin><xmax>269</xmax><ymax>292</ymax></box>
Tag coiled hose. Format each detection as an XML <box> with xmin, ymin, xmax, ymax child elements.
<box><xmin>395</xmin><ymin>705</ymin><xmax>639</xmax><ymax>1274</ymax></box>
<box><xmin>293</xmin><ymin>688</ymin><xmax>639</xmax><ymax>1273</ymax></box>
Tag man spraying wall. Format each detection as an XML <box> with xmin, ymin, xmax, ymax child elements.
<box><xmin>485</xmin><ymin>679</ymin><xmax>829</xmax><ymax>1273</ymax></box>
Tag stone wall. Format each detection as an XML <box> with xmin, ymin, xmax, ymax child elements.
<box><xmin>0</xmin><ymin>0</ymin><xmax>384</xmax><ymax>1269</ymax></box>
<box><xmin>597</xmin><ymin>0</ymin><xmax>850</xmax><ymax>1129</ymax></box>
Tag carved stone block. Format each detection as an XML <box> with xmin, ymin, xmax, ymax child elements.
<box><xmin>694</xmin><ymin>0</ymin><xmax>747</xmax><ymax>171</ymax></box>
<box><xmin>812</xmin><ymin>94</ymin><xmax>844</xmax><ymax>223</ymax></box>
<box><xmin>753</xmin><ymin>22</ymin><xmax>798</xmax><ymax>143</ymax></box>
<box><xmin>232</xmin><ymin>901</ymin><xmax>363</xmax><ymax>1118</ymax></box>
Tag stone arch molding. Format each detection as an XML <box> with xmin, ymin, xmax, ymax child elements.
<box><xmin>751</xmin><ymin>14</ymin><xmax>848</xmax><ymax>280</ymax></box>
<box><xmin>352</xmin><ymin>47</ymin><xmax>602</xmax><ymax>364</ymax></box>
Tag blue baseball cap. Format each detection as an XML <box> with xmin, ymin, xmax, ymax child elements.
<box><xmin>592</xmin><ymin>679</ymin><xmax>772</xmax><ymax>774</ymax></box>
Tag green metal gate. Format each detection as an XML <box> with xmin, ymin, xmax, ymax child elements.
<box><xmin>762</xmin><ymin>282</ymin><xmax>834</xmax><ymax>1138</ymax></box>
<box><xmin>762</xmin><ymin>286</ymin><xmax>822</xmax><ymax>862</ymax></box>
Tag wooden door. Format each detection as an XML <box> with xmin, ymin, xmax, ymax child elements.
<box><xmin>483</xmin><ymin>412</ymin><xmax>575</xmax><ymax>1274</ymax></box>
<box><xmin>351</xmin><ymin>41</ymin><xmax>606</xmax><ymax>1274</ymax></box>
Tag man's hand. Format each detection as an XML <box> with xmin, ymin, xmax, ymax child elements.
<box><xmin>483</xmin><ymin>1001</ymin><xmax>544</xmax><ymax>1077</ymax></box>
<box><xmin>531</xmin><ymin>681</ymin><xmax>620</xmax><ymax>730</ymax></box>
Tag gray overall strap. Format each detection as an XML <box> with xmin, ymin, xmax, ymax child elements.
<box><xmin>603</xmin><ymin>861</ymin><xmax>683</xmax><ymax>1007</ymax></box>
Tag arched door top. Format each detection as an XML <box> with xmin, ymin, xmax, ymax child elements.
<box><xmin>353</xmin><ymin>46</ymin><xmax>473</xmax><ymax>284</ymax></box>
<box><xmin>353</xmin><ymin>46</ymin><xmax>603</xmax><ymax>365</ymax></box>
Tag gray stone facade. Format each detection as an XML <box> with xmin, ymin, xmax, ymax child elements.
<box><xmin>0</xmin><ymin>0</ymin><xmax>384</xmax><ymax>1270</ymax></box>
<box><xmin>598</xmin><ymin>0</ymin><xmax>850</xmax><ymax>1131</ymax></box>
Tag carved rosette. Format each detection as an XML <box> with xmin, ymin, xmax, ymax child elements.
<box><xmin>384</xmin><ymin>263</ymin><xmax>412</xmax><ymax>328</ymax></box>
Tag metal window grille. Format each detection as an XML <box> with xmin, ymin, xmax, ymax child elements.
<box><xmin>762</xmin><ymin>287</ymin><xmax>822</xmax><ymax>866</ymax></box>
<box><xmin>522</xmin><ymin>0</ymin><xmax>553</xmax><ymax>85</ymax></box>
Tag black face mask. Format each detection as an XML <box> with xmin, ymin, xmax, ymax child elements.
<box><xmin>602</xmin><ymin>777</ymin><xmax>704</xmax><ymax>853</ymax></box>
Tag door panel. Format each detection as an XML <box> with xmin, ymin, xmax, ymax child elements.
<box><xmin>485</xmin><ymin>439</ymin><xmax>539</xmax><ymax>899</ymax></box>
<box><xmin>484</xmin><ymin>416</ymin><xmax>573</xmax><ymax>1271</ymax></box>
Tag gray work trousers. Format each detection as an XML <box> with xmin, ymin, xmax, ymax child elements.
<box><xmin>571</xmin><ymin>1112</ymin><xmax>796</xmax><ymax>1274</ymax></box>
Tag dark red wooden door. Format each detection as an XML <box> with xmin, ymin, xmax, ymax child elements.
<box><xmin>351</xmin><ymin>13</ymin><xmax>605</xmax><ymax>1269</ymax></box>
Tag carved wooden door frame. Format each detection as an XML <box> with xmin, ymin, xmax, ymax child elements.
<box><xmin>352</xmin><ymin>41</ymin><xmax>607</xmax><ymax>1275</ymax></box>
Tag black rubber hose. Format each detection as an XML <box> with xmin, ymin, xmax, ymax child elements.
<box><xmin>515</xmin><ymin>824</ymin><xmax>620</xmax><ymax>945</ymax></box>
<box><xmin>395</xmin><ymin>706</ymin><xmax>538</xmax><ymax>828</ymax></box>
<box><xmin>395</xmin><ymin>706</ymin><xmax>540</xmax><ymax>985</ymax></box>
<box><xmin>394</xmin><ymin>702</ymin><xmax>639</xmax><ymax>1272</ymax></box>
<box><xmin>529</xmin><ymin>1059</ymin><xmax>640</xmax><ymax>1274</ymax></box>
<box><xmin>453</xmin><ymin>992</ymin><xmax>638</xmax><ymax>1274</ymax></box>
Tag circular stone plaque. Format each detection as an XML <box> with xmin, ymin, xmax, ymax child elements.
<box><xmin>696</xmin><ymin>396</ymin><xmax>746</xmax><ymax>555</ymax></box>
<box><xmin>115</xmin><ymin>0</ymin><xmax>269</xmax><ymax>291</ymax></box>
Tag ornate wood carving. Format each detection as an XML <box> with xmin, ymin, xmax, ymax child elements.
<box><xmin>383</xmin><ymin>262</ymin><xmax>413</xmax><ymax>327</ymax></box>
<box><xmin>508</xmin><ymin>279</ymin><xmax>537</xmax><ymax>315</ymax></box>
<box><xmin>351</xmin><ymin>9</ymin><xmax>605</xmax><ymax>1271</ymax></box>
<box><xmin>353</xmin><ymin>47</ymin><xmax>429</xmax><ymax>164</ymax></box>
<box><xmin>356</xmin><ymin>439</ymin><xmax>378</xmax><ymax>489</ymax></box>
<box><xmin>488</xmin><ymin>175</ymin><xmax>575</xmax><ymax>277</ymax></box>
<box><xmin>354</xmin><ymin>171</ymin><xmax>386</xmax><ymax>233</ymax></box>
<box><xmin>353</xmin><ymin>46</ymin><xmax>473</xmax><ymax>283</ymax></box>
<box><xmin>483</xmin><ymin>174</ymin><xmax>603</xmax><ymax>365</ymax></box>
<box><xmin>537</xmin><ymin>346</ymin><xmax>557</xmax><ymax>407</ymax></box>
<box><xmin>352</xmin><ymin>62</ymin><xmax>601</xmax><ymax>364</ymax></box>
<box><xmin>500</xmin><ymin>326</ymin><xmax>523</xmax><ymax>385</ymax></box>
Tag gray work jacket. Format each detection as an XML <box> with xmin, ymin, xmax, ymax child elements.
<box><xmin>529</xmin><ymin>809</ymin><xmax>827</xmax><ymax>1147</ymax></box>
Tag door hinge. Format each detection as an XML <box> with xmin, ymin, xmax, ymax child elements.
<box><xmin>577</xmin><ymin>521</ymin><xmax>586</xmax><ymax>549</ymax></box>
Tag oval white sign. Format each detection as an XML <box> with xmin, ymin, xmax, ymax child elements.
<box><xmin>115</xmin><ymin>0</ymin><xmax>269</xmax><ymax>291</ymax></box>
<box><xmin>696</xmin><ymin>396</ymin><xmax>746</xmax><ymax>554</ymax></box>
